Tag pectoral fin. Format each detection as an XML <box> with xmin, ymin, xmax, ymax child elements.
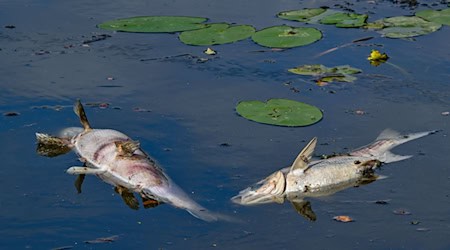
<box><xmin>290</xmin><ymin>137</ymin><xmax>317</xmax><ymax>174</ymax></box>
<box><xmin>66</xmin><ymin>166</ymin><xmax>105</xmax><ymax>175</ymax></box>
<box><xmin>291</xmin><ymin>200</ymin><xmax>317</xmax><ymax>221</ymax></box>
<box><xmin>142</xmin><ymin>197</ymin><xmax>161</xmax><ymax>209</ymax></box>
<box><xmin>74</xmin><ymin>174</ymin><xmax>85</xmax><ymax>194</ymax></box>
<box><xmin>115</xmin><ymin>140</ymin><xmax>140</xmax><ymax>157</ymax></box>
<box><xmin>115</xmin><ymin>186</ymin><xmax>140</xmax><ymax>210</ymax></box>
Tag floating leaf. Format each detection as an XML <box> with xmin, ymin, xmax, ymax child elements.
<box><xmin>278</xmin><ymin>8</ymin><xmax>366</xmax><ymax>27</ymax></box>
<box><xmin>289</xmin><ymin>64</ymin><xmax>361</xmax><ymax>84</ymax></box>
<box><xmin>277</xmin><ymin>8</ymin><xmax>327</xmax><ymax>22</ymax></box>
<box><xmin>333</xmin><ymin>215</ymin><xmax>354</xmax><ymax>222</ymax></box>
<box><xmin>288</xmin><ymin>64</ymin><xmax>362</xmax><ymax>76</ymax></box>
<box><xmin>179</xmin><ymin>23</ymin><xmax>255</xmax><ymax>45</ymax></box>
<box><xmin>318</xmin><ymin>74</ymin><xmax>357</xmax><ymax>83</ymax></box>
<box><xmin>416</xmin><ymin>8</ymin><xmax>450</xmax><ymax>26</ymax></box>
<box><xmin>98</xmin><ymin>16</ymin><xmax>208</xmax><ymax>33</ymax></box>
<box><xmin>319</xmin><ymin>13</ymin><xmax>368</xmax><ymax>28</ymax></box>
<box><xmin>367</xmin><ymin>16</ymin><xmax>442</xmax><ymax>38</ymax></box>
<box><xmin>236</xmin><ymin>98</ymin><xmax>322</xmax><ymax>127</ymax></box>
<box><xmin>252</xmin><ymin>25</ymin><xmax>322</xmax><ymax>48</ymax></box>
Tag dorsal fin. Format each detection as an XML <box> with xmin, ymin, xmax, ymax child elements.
<box><xmin>73</xmin><ymin>99</ymin><xmax>92</xmax><ymax>131</ymax></box>
<box><xmin>290</xmin><ymin>137</ymin><xmax>317</xmax><ymax>173</ymax></box>
<box><xmin>115</xmin><ymin>140</ymin><xmax>140</xmax><ymax>157</ymax></box>
<box><xmin>376</xmin><ymin>128</ymin><xmax>400</xmax><ymax>141</ymax></box>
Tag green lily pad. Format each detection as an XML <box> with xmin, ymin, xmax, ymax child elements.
<box><xmin>236</xmin><ymin>99</ymin><xmax>323</xmax><ymax>127</ymax></box>
<box><xmin>252</xmin><ymin>25</ymin><xmax>322</xmax><ymax>48</ymax></box>
<box><xmin>289</xmin><ymin>64</ymin><xmax>361</xmax><ymax>84</ymax></box>
<box><xmin>416</xmin><ymin>8</ymin><xmax>450</xmax><ymax>26</ymax></box>
<box><xmin>277</xmin><ymin>8</ymin><xmax>327</xmax><ymax>22</ymax></box>
<box><xmin>367</xmin><ymin>16</ymin><xmax>442</xmax><ymax>38</ymax></box>
<box><xmin>288</xmin><ymin>64</ymin><xmax>361</xmax><ymax>76</ymax></box>
<box><xmin>319</xmin><ymin>13</ymin><xmax>368</xmax><ymax>28</ymax></box>
<box><xmin>278</xmin><ymin>8</ymin><xmax>367</xmax><ymax>27</ymax></box>
<box><xmin>98</xmin><ymin>16</ymin><xmax>208</xmax><ymax>33</ymax></box>
<box><xmin>179</xmin><ymin>23</ymin><xmax>255</xmax><ymax>45</ymax></box>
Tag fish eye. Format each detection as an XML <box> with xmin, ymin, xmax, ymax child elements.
<box><xmin>354</xmin><ymin>160</ymin><xmax>361</xmax><ymax>164</ymax></box>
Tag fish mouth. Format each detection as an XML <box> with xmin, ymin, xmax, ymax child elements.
<box><xmin>231</xmin><ymin>171</ymin><xmax>286</xmax><ymax>205</ymax></box>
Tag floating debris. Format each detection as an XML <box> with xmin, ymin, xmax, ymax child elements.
<box><xmin>31</xmin><ymin>105</ymin><xmax>66</xmax><ymax>111</ymax></box>
<box><xmin>82</xmin><ymin>34</ymin><xmax>112</xmax><ymax>44</ymax></box>
<box><xmin>410</xmin><ymin>220</ymin><xmax>420</xmax><ymax>225</ymax></box>
<box><xmin>84</xmin><ymin>235</ymin><xmax>119</xmax><ymax>244</ymax></box>
<box><xmin>333</xmin><ymin>215</ymin><xmax>354</xmax><ymax>222</ymax></box>
<box><xmin>133</xmin><ymin>107</ymin><xmax>152</xmax><ymax>112</ymax></box>
<box><xmin>374</xmin><ymin>199</ymin><xmax>390</xmax><ymax>205</ymax></box>
<box><xmin>3</xmin><ymin>112</ymin><xmax>20</xmax><ymax>116</ymax></box>
<box><xmin>204</xmin><ymin>47</ymin><xmax>217</xmax><ymax>55</ymax></box>
<box><xmin>416</xmin><ymin>227</ymin><xmax>431</xmax><ymax>232</ymax></box>
<box><xmin>393</xmin><ymin>208</ymin><xmax>412</xmax><ymax>215</ymax></box>
<box><xmin>51</xmin><ymin>245</ymin><xmax>73</xmax><ymax>250</ymax></box>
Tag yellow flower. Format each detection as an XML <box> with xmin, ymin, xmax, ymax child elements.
<box><xmin>367</xmin><ymin>49</ymin><xmax>389</xmax><ymax>66</ymax></box>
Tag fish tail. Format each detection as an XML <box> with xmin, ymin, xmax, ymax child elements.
<box><xmin>351</xmin><ymin>129</ymin><xmax>438</xmax><ymax>163</ymax></box>
<box><xmin>185</xmin><ymin>204</ymin><xmax>219</xmax><ymax>222</ymax></box>
<box><xmin>376</xmin><ymin>129</ymin><xmax>439</xmax><ymax>148</ymax></box>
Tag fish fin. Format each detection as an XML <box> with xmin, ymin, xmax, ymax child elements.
<box><xmin>142</xmin><ymin>197</ymin><xmax>161</xmax><ymax>209</ymax></box>
<box><xmin>73</xmin><ymin>99</ymin><xmax>92</xmax><ymax>131</ymax></box>
<box><xmin>74</xmin><ymin>174</ymin><xmax>85</xmax><ymax>194</ymax></box>
<box><xmin>115</xmin><ymin>186</ymin><xmax>140</xmax><ymax>210</ymax></box>
<box><xmin>291</xmin><ymin>200</ymin><xmax>316</xmax><ymax>221</ymax></box>
<box><xmin>380</xmin><ymin>151</ymin><xmax>412</xmax><ymax>163</ymax></box>
<box><xmin>290</xmin><ymin>137</ymin><xmax>317</xmax><ymax>173</ymax></box>
<box><xmin>66</xmin><ymin>166</ymin><xmax>105</xmax><ymax>175</ymax></box>
<box><xmin>115</xmin><ymin>140</ymin><xmax>140</xmax><ymax>157</ymax></box>
<box><xmin>35</xmin><ymin>133</ymin><xmax>72</xmax><ymax>157</ymax></box>
<box><xmin>59</xmin><ymin>127</ymin><xmax>84</xmax><ymax>138</ymax></box>
<box><xmin>376</xmin><ymin>128</ymin><xmax>401</xmax><ymax>141</ymax></box>
<box><xmin>376</xmin><ymin>129</ymin><xmax>438</xmax><ymax>144</ymax></box>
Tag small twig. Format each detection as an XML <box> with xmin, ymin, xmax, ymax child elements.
<box><xmin>313</xmin><ymin>36</ymin><xmax>374</xmax><ymax>58</ymax></box>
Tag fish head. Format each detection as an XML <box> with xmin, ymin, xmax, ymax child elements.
<box><xmin>231</xmin><ymin>171</ymin><xmax>286</xmax><ymax>205</ymax></box>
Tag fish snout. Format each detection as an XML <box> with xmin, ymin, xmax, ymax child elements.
<box><xmin>231</xmin><ymin>171</ymin><xmax>286</xmax><ymax>205</ymax></box>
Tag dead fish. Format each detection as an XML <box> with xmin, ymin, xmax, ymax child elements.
<box><xmin>36</xmin><ymin>100</ymin><xmax>220</xmax><ymax>222</ymax></box>
<box><xmin>231</xmin><ymin>129</ymin><xmax>437</xmax><ymax>219</ymax></box>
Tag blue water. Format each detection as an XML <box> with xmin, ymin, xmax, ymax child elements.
<box><xmin>1</xmin><ymin>0</ymin><xmax>449</xmax><ymax>249</ymax></box>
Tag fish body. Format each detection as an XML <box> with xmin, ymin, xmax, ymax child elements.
<box><xmin>37</xmin><ymin>100</ymin><xmax>219</xmax><ymax>222</ymax></box>
<box><xmin>232</xmin><ymin>129</ymin><xmax>437</xmax><ymax>207</ymax></box>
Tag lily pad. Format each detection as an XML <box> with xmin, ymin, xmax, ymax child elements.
<box><xmin>319</xmin><ymin>13</ymin><xmax>368</xmax><ymax>28</ymax></box>
<box><xmin>367</xmin><ymin>16</ymin><xmax>442</xmax><ymax>38</ymax></box>
<box><xmin>289</xmin><ymin>64</ymin><xmax>361</xmax><ymax>84</ymax></box>
<box><xmin>278</xmin><ymin>8</ymin><xmax>366</xmax><ymax>27</ymax></box>
<box><xmin>236</xmin><ymin>98</ymin><xmax>323</xmax><ymax>127</ymax></box>
<box><xmin>179</xmin><ymin>23</ymin><xmax>255</xmax><ymax>45</ymax></box>
<box><xmin>252</xmin><ymin>25</ymin><xmax>322</xmax><ymax>48</ymax></box>
<box><xmin>98</xmin><ymin>16</ymin><xmax>208</xmax><ymax>33</ymax></box>
<box><xmin>416</xmin><ymin>8</ymin><xmax>450</xmax><ymax>26</ymax></box>
<box><xmin>277</xmin><ymin>8</ymin><xmax>327</xmax><ymax>22</ymax></box>
<box><xmin>289</xmin><ymin>64</ymin><xmax>361</xmax><ymax>75</ymax></box>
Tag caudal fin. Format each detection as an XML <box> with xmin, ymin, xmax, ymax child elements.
<box><xmin>351</xmin><ymin>129</ymin><xmax>438</xmax><ymax>163</ymax></box>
